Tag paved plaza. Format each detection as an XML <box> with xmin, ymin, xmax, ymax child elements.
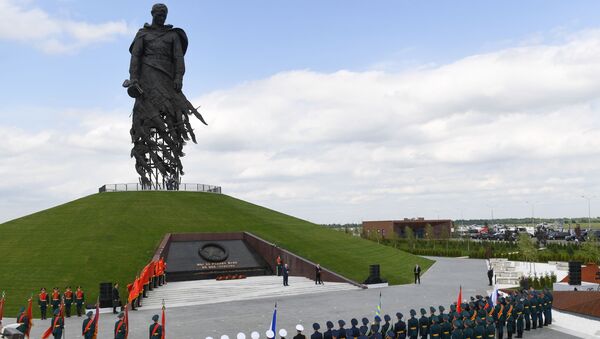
<box><xmin>4</xmin><ymin>257</ymin><xmax>589</xmax><ymax>338</ymax></box>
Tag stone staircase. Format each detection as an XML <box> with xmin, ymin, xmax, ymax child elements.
<box><xmin>490</xmin><ymin>259</ymin><xmax>569</xmax><ymax>286</ymax></box>
<box><xmin>140</xmin><ymin>276</ymin><xmax>360</xmax><ymax>310</ymax></box>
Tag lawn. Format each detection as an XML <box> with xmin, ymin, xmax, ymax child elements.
<box><xmin>0</xmin><ymin>192</ymin><xmax>433</xmax><ymax>316</ymax></box>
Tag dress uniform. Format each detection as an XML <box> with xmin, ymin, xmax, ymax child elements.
<box><xmin>473</xmin><ymin>319</ymin><xmax>485</xmax><ymax>339</ymax></box>
<box><xmin>50</xmin><ymin>288</ymin><xmax>61</xmax><ymax>313</ymax></box>
<box><xmin>494</xmin><ymin>298</ymin><xmax>505</xmax><ymax>339</ymax></box>
<box><xmin>529</xmin><ymin>294</ymin><xmax>537</xmax><ymax>330</ymax></box>
<box><xmin>536</xmin><ymin>293</ymin><xmax>544</xmax><ymax>329</ymax></box>
<box><xmin>515</xmin><ymin>298</ymin><xmax>524</xmax><ymax>338</ymax></box>
<box><xmin>82</xmin><ymin>311</ymin><xmax>96</xmax><ymax>339</ymax></box>
<box><xmin>407</xmin><ymin>310</ymin><xmax>419</xmax><ymax>339</ymax></box>
<box><xmin>484</xmin><ymin>317</ymin><xmax>495</xmax><ymax>339</ymax></box>
<box><xmin>324</xmin><ymin>321</ymin><xmax>334</xmax><ymax>339</ymax></box>
<box><xmin>522</xmin><ymin>294</ymin><xmax>530</xmax><ymax>331</ymax></box>
<box><xmin>38</xmin><ymin>288</ymin><xmax>50</xmax><ymax>320</ymax></box>
<box><xmin>438</xmin><ymin>306</ymin><xmax>446</xmax><ymax>321</ymax></box>
<box><xmin>418</xmin><ymin>308</ymin><xmax>429</xmax><ymax>339</ymax></box>
<box><xmin>312</xmin><ymin>323</ymin><xmax>324</xmax><ymax>339</ymax></box>
<box><xmin>395</xmin><ymin>312</ymin><xmax>407</xmax><ymax>339</ymax></box>
<box><xmin>75</xmin><ymin>286</ymin><xmax>86</xmax><ymax>317</ymax></box>
<box><xmin>64</xmin><ymin>287</ymin><xmax>74</xmax><ymax>317</ymax></box>
<box><xmin>338</xmin><ymin>320</ymin><xmax>347</xmax><ymax>339</ymax></box>
<box><xmin>149</xmin><ymin>314</ymin><xmax>163</xmax><ymax>339</ymax></box>
<box><xmin>505</xmin><ymin>301</ymin><xmax>515</xmax><ymax>339</ymax></box>
<box><xmin>440</xmin><ymin>314</ymin><xmax>452</xmax><ymax>339</ymax></box>
<box><xmin>50</xmin><ymin>308</ymin><xmax>64</xmax><ymax>339</ymax></box>
<box><xmin>429</xmin><ymin>316</ymin><xmax>441</xmax><ymax>338</ymax></box>
<box><xmin>450</xmin><ymin>320</ymin><xmax>463</xmax><ymax>339</ymax></box>
<box><xmin>462</xmin><ymin>320</ymin><xmax>474</xmax><ymax>339</ymax></box>
<box><xmin>545</xmin><ymin>289</ymin><xmax>553</xmax><ymax>325</ymax></box>
<box><xmin>16</xmin><ymin>307</ymin><xmax>29</xmax><ymax>335</ymax></box>
<box><xmin>114</xmin><ymin>312</ymin><xmax>127</xmax><ymax>339</ymax></box>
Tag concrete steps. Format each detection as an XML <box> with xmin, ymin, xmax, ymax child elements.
<box><xmin>139</xmin><ymin>276</ymin><xmax>359</xmax><ymax>310</ymax></box>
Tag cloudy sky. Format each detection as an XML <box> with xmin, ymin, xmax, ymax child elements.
<box><xmin>2</xmin><ymin>0</ymin><xmax>600</xmax><ymax>224</ymax></box>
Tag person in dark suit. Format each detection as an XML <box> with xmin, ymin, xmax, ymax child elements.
<box><xmin>283</xmin><ymin>264</ymin><xmax>290</xmax><ymax>286</ymax></box>
<box><xmin>315</xmin><ymin>264</ymin><xmax>323</xmax><ymax>285</ymax></box>
<box><xmin>112</xmin><ymin>283</ymin><xmax>121</xmax><ymax>314</ymax></box>
<box><xmin>487</xmin><ymin>260</ymin><xmax>494</xmax><ymax>286</ymax></box>
<box><xmin>414</xmin><ymin>264</ymin><xmax>421</xmax><ymax>284</ymax></box>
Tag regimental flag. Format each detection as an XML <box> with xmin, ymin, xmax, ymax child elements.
<box><xmin>25</xmin><ymin>297</ymin><xmax>32</xmax><ymax>338</ymax></box>
<box><xmin>91</xmin><ymin>301</ymin><xmax>100</xmax><ymax>339</ymax></box>
<box><xmin>456</xmin><ymin>286</ymin><xmax>463</xmax><ymax>314</ymax></box>
<box><xmin>0</xmin><ymin>291</ymin><xmax>5</xmax><ymax>321</ymax></box>
<box><xmin>268</xmin><ymin>303</ymin><xmax>277</xmax><ymax>335</ymax></box>
<box><xmin>161</xmin><ymin>301</ymin><xmax>166</xmax><ymax>339</ymax></box>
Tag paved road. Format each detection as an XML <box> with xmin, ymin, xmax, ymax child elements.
<box><xmin>3</xmin><ymin>257</ymin><xmax>581</xmax><ymax>338</ymax></box>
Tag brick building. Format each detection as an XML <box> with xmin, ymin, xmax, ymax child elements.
<box><xmin>362</xmin><ymin>218</ymin><xmax>453</xmax><ymax>239</ymax></box>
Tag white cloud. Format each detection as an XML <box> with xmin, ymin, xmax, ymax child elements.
<box><xmin>0</xmin><ymin>0</ymin><xmax>129</xmax><ymax>54</ymax></box>
<box><xmin>3</xmin><ymin>29</ymin><xmax>600</xmax><ymax>223</ymax></box>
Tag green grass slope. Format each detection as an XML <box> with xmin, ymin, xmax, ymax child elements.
<box><xmin>0</xmin><ymin>192</ymin><xmax>433</xmax><ymax>316</ymax></box>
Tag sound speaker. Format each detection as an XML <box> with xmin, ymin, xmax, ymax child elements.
<box><xmin>99</xmin><ymin>282</ymin><xmax>113</xmax><ymax>308</ymax></box>
<box><xmin>363</xmin><ymin>264</ymin><xmax>386</xmax><ymax>284</ymax></box>
<box><xmin>568</xmin><ymin>261</ymin><xmax>581</xmax><ymax>286</ymax></box>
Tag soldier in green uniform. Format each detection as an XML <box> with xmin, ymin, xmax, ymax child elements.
<box><xmin>522</xmin><ymin>292</ymin><xmax>530</xmax><ymax>331</ymax></box>
<box><xmin>494</xmin><ymin>297</ymin><xmax>506</xmax><ymax>339</ymax></box>
<box><xmin>463</xmin><ymin>320</ymin><xmax>474</xmax><ymax>339</ymax></box>
<box><xmin>441</xmin><ymin>314</ymin><xmax>452</xmax><ymax>339</ymax></box>
<box><xmin>448</xmin><ymin>305</ymin><xmax>456</xmax><ymax>322</ymax></box>
<box><xmin>484</xmin><ymin>317</ymin><xmax>495</xmax><ymax>339</ymax></box>
<box><xmin>395</xmin><ymin>312</ymin><xmax>407</xmax><ymax>339</ymax></box>
<box><xmin>50</xmin><ymin>287</ymin><xmax>61</xmax><ymax>313</ymax></box>
<box><xmin>50</xmin><ymin>308</ymin><xmax>64</xmax><ymax>339</ymax></box>
<box><xmin>536</xmin><ymin>292</ymin><xmax>544</xmax><ymax>329</ymax></box>
<box><xmin>38</xmin><ymin>287</ymin><xmax>50</xmax><ymax>320</ymax></box>
<box><xmin>64</xmin><ymin>286</ymin><xmax>74</xmax><ymax>318</ymax></box>
<box><xmin>545</xmin><ymin>288</ymin><xmax>553</xmax><ymax>325</ymax></box>
<box><xmin>150</xmin><ymin>314</ymin><xmax>163</xmax><ymax>339</ymax></box>
<box><xmin>75</xmin><ymin>286</ymin><xmax>86</xmax><ymax>317</ymax></box>
<box><xmin>429</xmin><ymin>307</ymin><xmax>437</xmax><ymax>327</ymax></box>
<box><xmin>515</xmin><ymin>297</ymin><xmax>524</xmax><ymax>338</ymax></box>
<box><xmin>407</xmin><ymin>310</ymin><xmax>419</xmax><ymax>339</ymax></box>
<box><xmin>476</xmin><ymin>303</ymin><xmax>486</xmax><ymax>323</ymax></box>
<box><xmin>82</xmin><ymin>311</ymin><xmax>96</xmax><ymax>339</ymax></box>
<box><xmin>505</xmin><ymin>299</ymin><xmax>515</xmax><ymax>339</ymax></box>
<box><xmin>528</xmin><ymin>293</ymin><xmax>537</xmax><ymax>330</ymax></box>
<box><xmin>114</xmin><ymin>312</ymin><xmax>127</xmax><ymax>339</ymax></box>
<box><xmin>429</xmin><ymin>316</ymin><xmax>441</xmax><ymax>339</ymax></box>
<box><xmin>438</xmin><ymin>306</ymin><xmax>446</xmax><ymax>321</ymax></box>
<box><xmin>418</xmin><ymin>308</ymin><xmax>429</xmax><ymax>339</ymax></box>
<box><xmin>15</xmin><ymin>307</ymin><xmax>29</xmax><ymax>335</ymax></box>
<box><xmin>450</xmin><ymin>320</ymin><xmax>463</xmax><ymax>339</ymax></box>
<box><xmin>473</xmin><ymin>319</ymin><xmax>485</xmax><ymax>339</ymax></box>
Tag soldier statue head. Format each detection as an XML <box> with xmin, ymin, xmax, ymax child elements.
<box><xmin>151</xmin><ymin>3</ymin><xmax>168</xmax><ymax>26</ymax></box>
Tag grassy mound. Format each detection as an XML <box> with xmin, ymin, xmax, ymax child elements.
<box><xmin>0</xmin><ymin>192</ymin><xmax>433</xmax><ymax>316</ymax></box>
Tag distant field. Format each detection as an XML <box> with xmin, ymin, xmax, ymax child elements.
<box><xmin>0</xmin><ymin>192</ymin><xmax>433</xmax><ymax>316</ymax></box>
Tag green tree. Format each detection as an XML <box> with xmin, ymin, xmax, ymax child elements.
<box><xmin>518</xmin><ymin>233</ymin><xmax>538</xmax><ymax>274</ymax></box>
<box><xmin>581</xmin><ymin>232</ymin><xmax>600</xmax><ymax>264</ymax></box>
<box><xmin>425</xmin><ymin>224</ymin><xmax>435</xmax><ymax>240</ymax></box>
<box><xmin>405</xmin><ymin>227</ymin><xmax>416</xmax><ymax>250</ymax></box>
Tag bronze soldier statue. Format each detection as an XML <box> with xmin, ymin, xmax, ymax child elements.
<box><xmin>125</xmin><ymin>3</ymin><xmax>206</xmax><ymax>189</ymax></box>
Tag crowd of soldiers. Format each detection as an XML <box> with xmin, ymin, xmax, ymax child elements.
<box><xmin>298</xmin><ymin>288</ymin><xmax>553</xmax><ymax>339</ymax></box>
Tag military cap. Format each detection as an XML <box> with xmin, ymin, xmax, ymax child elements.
<box><xmin>326</xmin><ymin>321</ymin><xmax>334</xmax><ymax>329</ymax></box>
<box><xmin>374</xmin><ymin>315</ymin><xmax>381</xmax><ymax>323</ymax></box>
<box><xmin>362</xmin><ymin>317</ymin><xmax>369</xmax><ymax>325</ymax></box>
<box><xmin>251</xmin><ymin>332</ymin><xmax>260</xmax><ymax>339</ymax></box>
<box><xmin>384</xmin><ymin>314</ymin><xmax>391</xmax><ymax>322</ymax></box>
<box><xmin>438</xmin><ymin>305</ymin><xmax>445</xmax><ymax>313</ymax></box>
<box><xmin>152</xmin><ymin>314</ymin><xmax>159</xmax><ymax>321</ymax></box>
<box><xmin>86</xmin><ymin>311</ymin><xmax>93</xmax><ymax>317</ymax></box>
<box><xmin>221</xmin><ymin>335</ymin><xmax>230</xmax><ymax>339</ymax></box>
<box><xmin>296</xmin><ymin>325</ymin><xmax>304</xmax><ymax>332</ymax></box>
<box><xmin>279</xmin><ymin>329</ymin><xmax>287</xmax><ymax>338</ymax></box>
<box><xmin>450</xmin><ymin>304</ymin><xmax>456</xmax><ymax>311</ymax></box>
<box><xmin>420</xmin><ymin>308</ymin><xmax>427</xmax><ymax>315</ymax></box>
<box><xmin>266</xmin><ymin>330</ymin><xmax>275</xmax><ymax>339</ymax></box>
<box><xmin>238</xmin><ymin>333</ymin><xmax>246</xmax><ymax>339</ymax></box>
<box><xmin>351</xmin><ymin>318</ymin><xmax>358</xmax><ymax>326</ymax></box>
<box><xmin>475</xmin><ymin>295</ymin><xmax>482</xmax><ymax>300</ymax></box>
<box><xmin>470</xmin><ymin>296</ymin><xmax>475</xmax><ymax>302</ymax></box>
<box><xmin>396</xmin><ymin>312</ymin><xmax>403</xmax><ymax>319</ymax></box>
<box><xmin>118</xmin><ymin>312</ymin><xmax>124</xmax><ymax>318</ymax></box>
<box><xmin>338</xmin><ymin>320</ymin><xmax>345</xmax><ymax>327</ymax></box>
<box><xmin>429</xmin><ymin>306</ymin><xmax>436</xmax><ymax>314</ymax></box>
<box><xmin>331</xmin><ymin>330</ymin><xmax>338</xmax><ymax>338</ymax></box>
<box><xmin>313</xmin><ymin>323</ymin><xmax>320</xmax><ymax>330</ymax></box>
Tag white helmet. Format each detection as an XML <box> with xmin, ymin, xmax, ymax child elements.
<box><xmin>279</xmin><ymin>329</ymin><xmax>287</xmax><ymax>337</ymax></box>
<box><xmin>251</xmin><ymin>332</ymin><xmax>260</xmax><ymax>339</ymax></box>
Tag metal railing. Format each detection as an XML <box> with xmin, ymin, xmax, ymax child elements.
<box><xmin>98</xmin><ymin>183</ymin><xmax>222</xmax><ymax>194</ymax></box>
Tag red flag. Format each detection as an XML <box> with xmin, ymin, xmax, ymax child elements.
<box><xmin>456</xmin><ymin>286</ymin><xmax>463</xmax><ymax>313</ymax></box>
<box><xmin>161</xmin><ymin>302</ymin><xmax>166</xmax><ymax>339</ymax></box>
<box><xmin>0</xmin><ymin>291</ymin><xmax>5</xmax><ymax>321</ymax></box>
<box><xmin>25</xmin><ymin>297</ymin><xmax>33</xmax><ymax>338</ymax></box>
<box><xmin>42</xmin><ymin>300</ymin><xmax>63</xmax><ymax>339</ymax></box>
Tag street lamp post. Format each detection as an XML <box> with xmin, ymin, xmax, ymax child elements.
<box><xmin>581</xmin><ymin>195</ymin><xmax>594</xmax><ymax>230</ymax></box>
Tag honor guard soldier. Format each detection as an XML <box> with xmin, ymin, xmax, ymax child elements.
<box><xmin>544</xmin><ymin>288</ymin><xmax>553</xmax><ymax>325</ymax></box>
<box><xmin>50</xmin><ymin>288</ymin><xmax>61</xmax><ymax>313</ymax></box>
<box><xmin>82</xmin><ymin>311</ymin><xmax>96</xmax><ymax>339</ymax></box>
<box><xmin>441</xmin><ymin>314</ymin><xmax>451</xmax><ymax>339</ymax></box>
<box><xmin>522</xmin><ymin>292</ymin><xmax>530</xmax><ymax>331</ymax></box>
<box><xmin>64</xmin><ymin>286</ymin><xmax>74</xmax><ymax>317</ymax></box>
<box><xmin>350</xmin><ymin>319</ymin><xmax>360</xmax><ymax>339</ymax></box>
<box><xmin>418</xmin><ymin>308</ymin><xmax>429</xmax><ymax>339</ymax></box>
<box><xmin>429</xmin><ymin>316</ymin><xmax>441</xmax><ymax>338</ymax></box>
<box><xmin>450</xmin><ymin>320</ymin><xmax>463</xmax><ymax>339</ymax></box>
<box><xmin>407</xmin><ymin>309</ymin><xmax>419</xmax><ymax>339</ymax></box>
<box><xmin>484</xmin><ymin>317</ymin><xmax>495</xmax><ymax>339</ymax></box>
<box><xmin>359</xmin><ymin>318</ymin><xmax>369</xmax><ymax>337</ymax></box>
<box><xmin>150</xmin><ymin>314</ymin><xmax>163</xmax><ymax>339</ymax></box>
<box><xmin>395</xmin><ymin>312</ymin><xmax>407</xmax><ymax>339</ymax></box>
<box><xmin>115</xmin><ymin>312</ymin><xmax>127</xmax><ymax>339</ymax></box>
<box><xmin>494</xmin><ymin>297</ymin><xmax>505</xmax><ymax>339</ymax></box>
<box><xmin>75</xmin><ymin>286</ymin><xmax>85</xmax><ymax>317</ymax></box>
<box><xmin>338</xmin><ymin>320</ymin><xmax>347</xmax><ymax>339</ymax></box>
<box><xmin>16</xmin><ymin>307</ymin><xmax>29</xmax><ymax>335</ymax></box>
<box><xmin>438</xmin><ymin>306</ymin><xmax>446</xmax><ymax>321</ymax></box>
<box><xmin>371</xmin><ymin>316</ymin><xmax>382</xmax><ymax>336</ymax></box>
<box><xmin>39</xmin><ymin>287</ymin><xmax>50</xmax><ymax>320</ymax></box>
<box><xmin>528</xmin><ymin>293</ymin><xmax>537</xmax><ymax>330</ymax></box>
<box><xmin>505</xmin><ymin>300</ymin><xmax>515</xmax><ymax>339</ymax></box>
<box><xmin>295</xmin><ymin>324</ymin><xmax>307</xmax><ymax>339</ymax></box>
<box><xmin>50</xmin><ymin>308</ymin><xmax>64</xmax><ymax>339</ymax></box>
<box><xmin>535</xmin><ymin>292</ymin><xmax>544</xmax><ymax>329</ymax></box>
<box><xmin>515</xmin><ymin>297</ymin><xmax>524</xmax><ymax>338</ymax></box>
<box><xmin>381</xmin><ymin>315</ymin><xmax>391</xmax><ymax>336</ymax></box>
<box><xmin>312</xmin><ymin>323</ymin><xmax>324</xmax><ymax>339</ymax></box>
<box><xmin>463</xmin><ymin>320</ymin><xmax>474</xmax><ymax>339</ymax></box>
<box><xmin>324</xmin><ymin>321</ymin><xmax>334</xmax><ymax>339</ymax></box>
